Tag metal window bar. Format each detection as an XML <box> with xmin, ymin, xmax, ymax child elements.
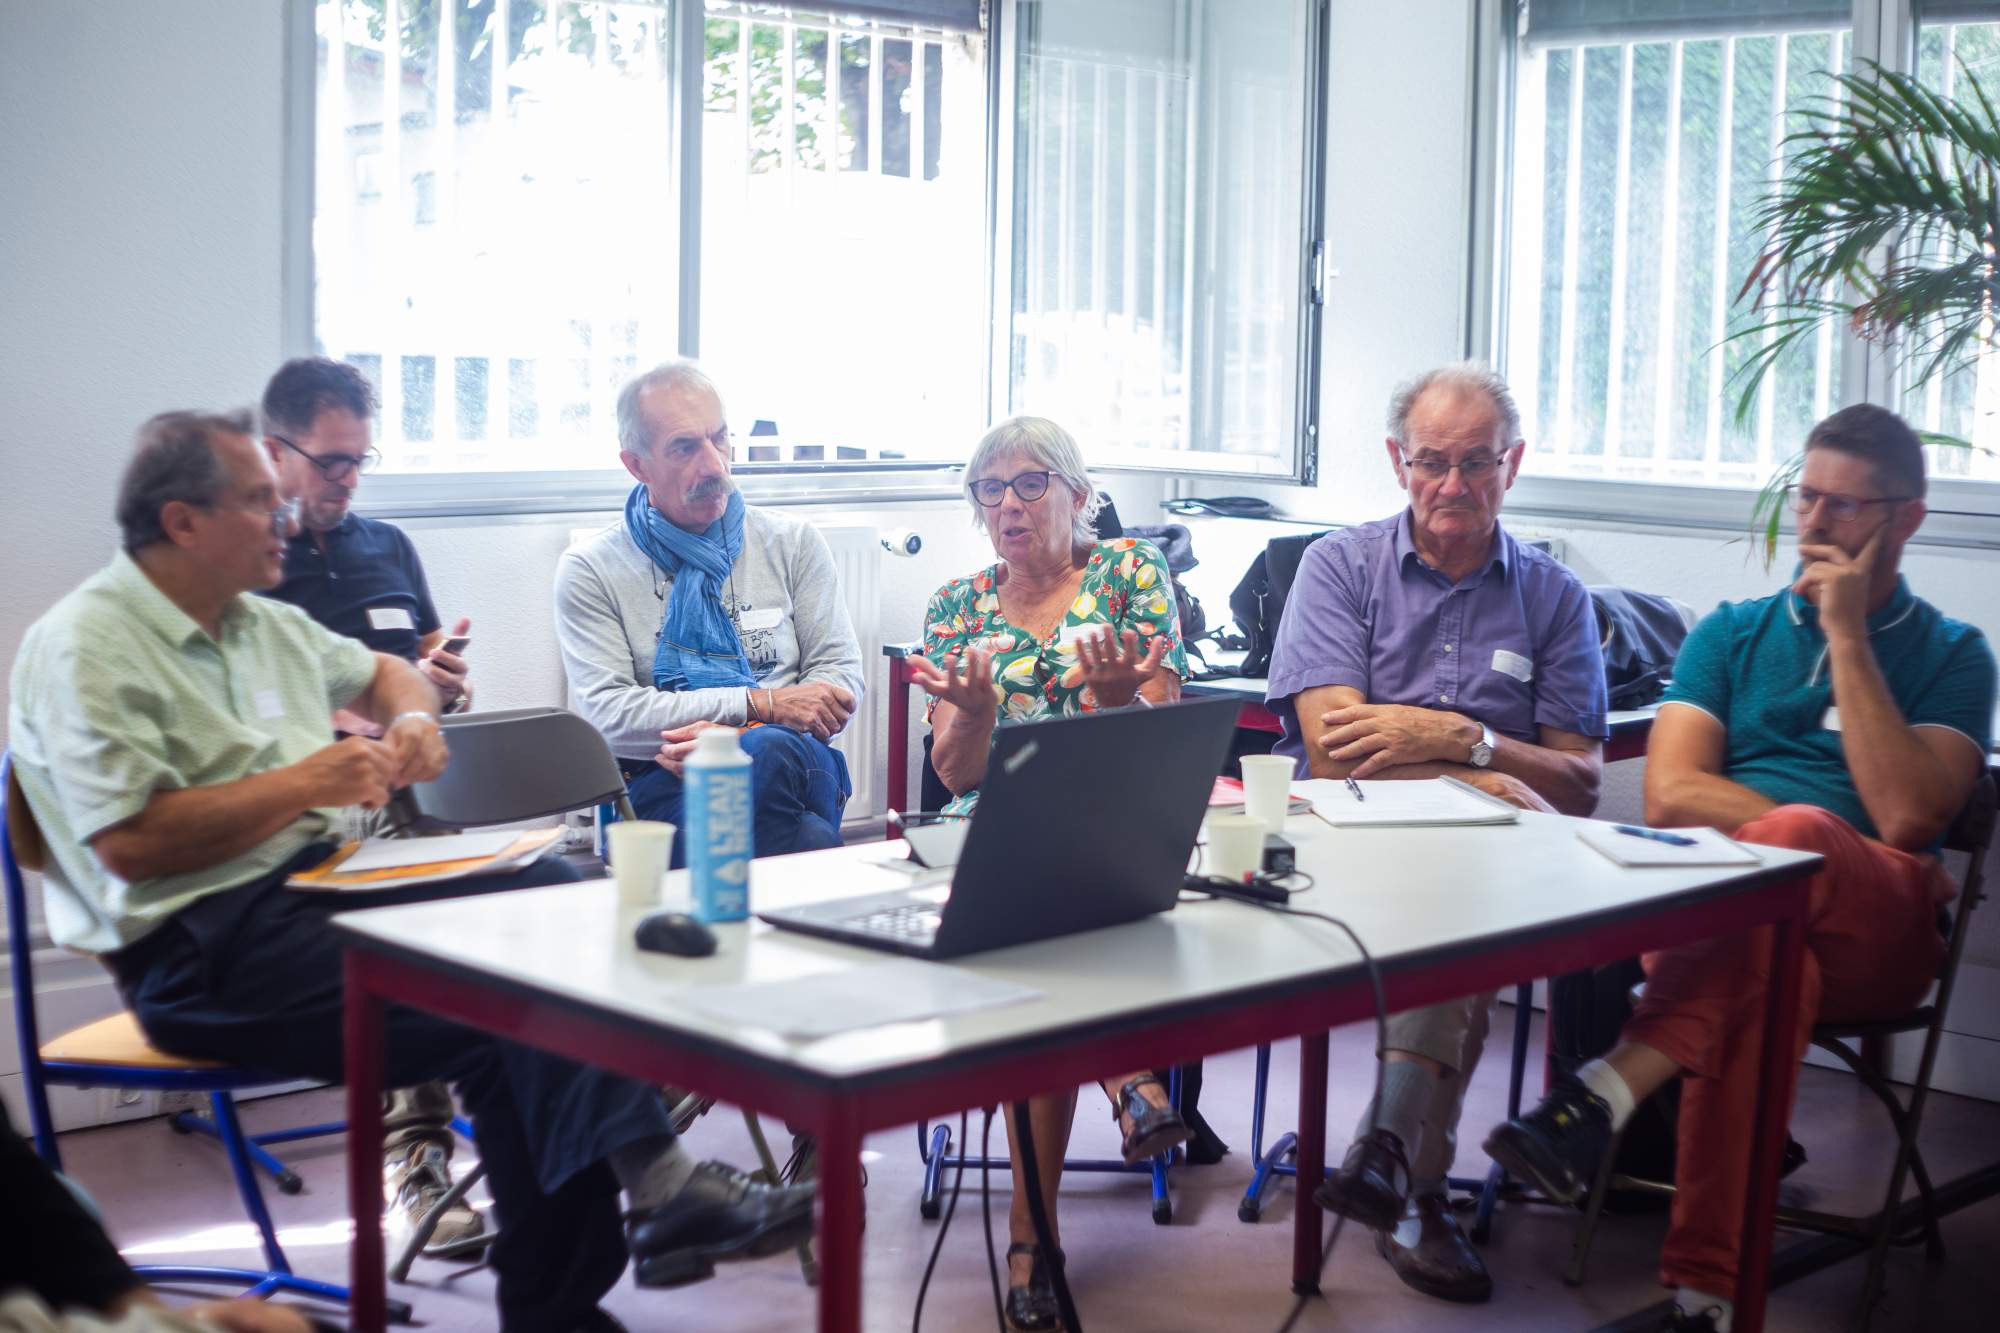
<box><xmin>1511</xmin><ymin>25</ymin><xmax>1851</xmax><ymax>484</ymax></box>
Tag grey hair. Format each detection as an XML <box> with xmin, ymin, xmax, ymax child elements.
<box><xmin>616</xmin><ymin>360</ymin><xmax>720</xmax><ymax>454</ymax></box>
<box><xmin>1386</xmin><ymin>360</ymin><xmax>1523</xmax><ymax>451</ymax></box>
<box><xmin>965</xmin><ymin>415</ymin><xmax>1104</xmax><ymax>547</ymax></box>
<box><xmin>115</xmin><ymin>408</ymin><xmax>256</xmax><ymax>553</ymax></box>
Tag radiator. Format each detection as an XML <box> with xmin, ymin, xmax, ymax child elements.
<box><xmin>813</xmin><ymin>524</ymin><xmax>884</xmax><ymax>828</ymax></box>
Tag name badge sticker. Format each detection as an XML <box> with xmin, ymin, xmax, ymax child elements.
<box><xmin>253</xmin><ymin>689</ymin><xmax>285</xmax><ymax>720</ymax></box>
<box><xmin>1491</xmin><ymin>648</ymin><xmax>1534</xmax><ymax>684</ymax></box>
<box><xmin>737</xmin><ymin>607</ymin><xmax>783</xmax><ymax>632</ymax></box>
<box><xmin>1823</xmin><ymin>705</ymin><xmax>1843</xmax><ymax>732</ymax></box>
<box><xmin>367</xmin><ymin>606</ymin><xmax>415</xmax><ymax>632</ymax></box>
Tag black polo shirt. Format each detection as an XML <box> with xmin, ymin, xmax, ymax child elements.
<box><xmin>263</xmin><ymin>513</ymin><xmax>440</xmax><ymax>661</ymax></box>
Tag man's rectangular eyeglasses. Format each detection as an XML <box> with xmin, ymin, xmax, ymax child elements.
<box><xmin>271</xmin><ymin>433</ymin><xmax>381</xmax><ymax>480</ymax></box>
<box><xmin>968</xmin><ymin>470</ymin><xmax>1052</xmax><ymax>507</ymax></box>
<box><xmin>1400</xmin><ymin>452</ymin><xmax>1501</xmax><ymax>481</ymax></box>
<box><xmin>1788</xmin><ymin>485</ymin><xmax>1916</xmax><ymax>522</ymax></box>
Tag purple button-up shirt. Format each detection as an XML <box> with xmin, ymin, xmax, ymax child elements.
<box><xmin>1266</xmin><ymin>511</ymin><xmax>1608</xmax><ymax>772</ymax></box>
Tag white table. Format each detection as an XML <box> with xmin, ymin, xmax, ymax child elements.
<box><xmin>338</xmin><ymin>810</ymin><xmax>1818</xmax><ymax>1333</ymax></box>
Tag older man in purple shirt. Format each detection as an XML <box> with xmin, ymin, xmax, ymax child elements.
<box><xmin>1266</xmin><ymin>362</ymin><xmax>1608</xmax><ymax>1304</ymax></box>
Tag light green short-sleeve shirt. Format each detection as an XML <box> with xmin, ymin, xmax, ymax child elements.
<box><xmin>8</xmin><ymin>552</ymin><xmax>379</xmax><ymax>953</ymax></box>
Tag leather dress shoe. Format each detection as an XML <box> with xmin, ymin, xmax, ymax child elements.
<box><xmin>1115</xmin><ymin>1075</ymin><xmax>1192</xmax><ymax>1166</ymax></box>
<box><xmin>625</xmin><ymin>1161</ymin><xmax>816</xmax><ymax>1287</ymax></box>
<box><xmin>1374</xmin><ymin>1192</ymin><xmax>1493</xmax><ymax>1303</ymax></box>
<box><xmin>1312</xmin><ymin>1127</ymin><xmax>1410</xmax><ymax>1231</ymax></box>
<box><xmin>1004</xmin><ymin>1242</ymin><xmax>1064</xmax><ymax>1331</ymax></box>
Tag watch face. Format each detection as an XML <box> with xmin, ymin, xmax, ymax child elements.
<box><xmin>1471</xmin><ymin>742</ymin><xmax>1494</xmax><ymax>767</ymax></box>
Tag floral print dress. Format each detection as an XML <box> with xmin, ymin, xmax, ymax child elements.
<box><xmin>921</xmin><ymin>536</ymin><xmax>1188</xmax><ymax>814</ymax></box>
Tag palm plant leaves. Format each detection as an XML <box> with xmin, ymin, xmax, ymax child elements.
<box><xmin>1728</xmin><ymin>58</ymin><xmax>1999</xmax><ymax>565</ymax></box>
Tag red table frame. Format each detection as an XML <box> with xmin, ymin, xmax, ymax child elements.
<box><xmin>343</xmin><ymin>861</ymin><xmax>1810</xmax><ymax>1333</ymax></box>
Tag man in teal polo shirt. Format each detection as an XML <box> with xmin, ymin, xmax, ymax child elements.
<box><xmin>1483</xmin><ymin>404</ymin><xmax>1995</xmax><ymax>1333</ymax></box>
<box><xmin>9</xmin><ymin>410</ymin><xmax>816</xmax><ymax>1330</ymax></box>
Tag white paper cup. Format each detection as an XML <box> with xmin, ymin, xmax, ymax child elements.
<box><xmin>608</xmin><ymin>820</ymin><xmax>675</xmax><ymax>908</ymax></box>
<box><xmin>1238</xmin><ymin>755</ymin><xmax>1296</xmax><ymax>831</ymax></box>
<box><xmin>1204</xmin><ymin>814</ymin><xmax>1269</xmax><ymax>882</ymax></box>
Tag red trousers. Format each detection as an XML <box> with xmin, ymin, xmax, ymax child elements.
<box><xmin>1624</xmin><ymin>804</ymin><xmax>1947</xmax><ymax>1301</ymax></box>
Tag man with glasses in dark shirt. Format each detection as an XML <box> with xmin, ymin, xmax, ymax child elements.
<box><xmin>262</xmin><ymin>358</ymin><xmax>472</xmax><ymax>714</ymax></box>
<box><xmin>257</xmin><ymin>357</ymin><xmax>482</xmax><ymax>1259</ymax></box>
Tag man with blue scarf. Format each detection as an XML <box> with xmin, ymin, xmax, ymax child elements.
<box><xmin>556</xmin><ymin>362</ymin><xmax>864</xmax><ymax>863</ymax></box>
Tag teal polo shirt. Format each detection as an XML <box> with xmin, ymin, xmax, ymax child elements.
<box><xmin>1660</xmin><ymin>576</ymin><xmax>1995</xmax><ymax>841</ymax></box>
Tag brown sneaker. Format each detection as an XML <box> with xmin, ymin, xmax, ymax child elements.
<box><xmin>386</xmin><ymin>1142</ymin><xmax>491</xmax><ymax>1259</ymax></box>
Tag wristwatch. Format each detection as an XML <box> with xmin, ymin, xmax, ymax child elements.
<box><xmin>1468</xmin><ymin>721</ymin><xmax>1497</xmax><ymax>769</ymax></box>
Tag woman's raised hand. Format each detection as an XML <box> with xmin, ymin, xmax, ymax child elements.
<box><xmin>1077</xmin><ymin>627</ymin><xmax>1168</xmax><ymax>708</ymax></box>
<box><xmin>907</xmin><ymin>644</ymin><xmax>998</xmax><ymax>719</ymax></box>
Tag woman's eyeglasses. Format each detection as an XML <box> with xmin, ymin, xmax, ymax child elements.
<box><xmin>271</xmin><ymin>433</ymin><xmax>382</xmax><ymax>481</ymax></box>
<box><xmin>968</xmin><ymin>470</ymin><xmax>1053</xmax><ymax>507</ymax></box>
<box><xmin>1788</xmin><ymin>485</ymin><xmax>1915</xmax><ymax>523</ymax></box>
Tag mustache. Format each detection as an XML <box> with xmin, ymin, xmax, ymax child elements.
<box><xmin>685</xmin><ymin>477</ymin><xmax>734</xmax><ymax>503</ymax></box>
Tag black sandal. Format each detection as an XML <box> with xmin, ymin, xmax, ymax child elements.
<box><xmin>1004</xmin><ymin>1242</ymin><xmax>1063</xmax><ymax>1331</ymax></box>
<box><xmin>1114</xmin><ymin>1075</ymin><xmax>1192</xmax><ymax>1166</ymax></box>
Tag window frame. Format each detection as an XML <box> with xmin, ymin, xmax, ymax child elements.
<box><xmin>1471</xmin><ymin>0</ymin><xmax>2000</xmax><ymax>546</ymax></box>
<box><xmin>283</xmin><ymin>0</ymin><xmax>1329</xmax><ymax>519</ymax></box>
<box><xmin>988</xmin><ymin>0</ymin><xmax>1329</xmax><ymax>486</ymax></box>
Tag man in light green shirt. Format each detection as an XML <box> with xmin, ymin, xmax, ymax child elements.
<box><xmin>8</xmin><ymin>411</ymin><xmax>817</xmax><ymax>1330</ymax></box>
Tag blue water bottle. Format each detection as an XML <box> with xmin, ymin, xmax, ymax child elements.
<box><xmin>686</xmin><ymin>726</ymin><xmax>753</xmax><ymax>922</ymax></box>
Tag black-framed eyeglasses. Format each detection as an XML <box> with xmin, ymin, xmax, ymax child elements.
<box><xmin>1399</xmin><ymin>451</ymin><xmax>1502</xmax><ymax>482</ymax></box>
<box><xmin>1787</xmin><ymin>485</ymin><xmax>1916</xmax><ymax>523</ymax></box>
<box><xmin>968</xmin><ymin>470</ymin><xmax>1053</xmax><ymax>507</ymax></box>
<box><xmin>270</xmin><ymin>433</ymin><xmax>381</xmax><ymax>481</ymax></box>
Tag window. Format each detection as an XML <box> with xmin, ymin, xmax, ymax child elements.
<box><xmin>1494</xmin><ymin>0</ymin><xmax>2000</xmax><ymax>524</ymax></box>
<box><xmin>304</xmin><ymin>0</ymin><xmax>1329</xmax><ymax>498</ymax></box>
<box><xmin>1502</xmin><ymin>2</ymin><xmax>1852</xmax><ymax>488</ymax></box>
<box><xmin>309</xmin><ymin>0</ymin><xmax>986</xmax><ymax>484</ymax></box>
<box><xmin>312</xmin><ymin>0</ymin><xmax>682</xmax><ymax>476</ymax></box>
<box><xmin>1002</xmin><ymin>0</ymin><xmax>1325</xmax><ymax>479</ymax></box>
<box><xmin>1908</xmin><ymin>5</ymin><xmax>2000</xmax><ymax>478</ymax></box>
<box><xmin>694</xmin><ymin>4</ymin><xmax>989</xmax><ymax>465</ymax></box>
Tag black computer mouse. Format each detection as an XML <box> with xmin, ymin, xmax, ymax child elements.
<box><xmin>633</xmin><ymin>910</ymin><xmax>718</xmax><ymax>958</ymax></box>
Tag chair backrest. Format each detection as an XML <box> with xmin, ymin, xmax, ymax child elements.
<box><xmin>2</xmin><ymin>750</ymin><xmax>61</xmax><ymax>1160</ymax></box>
<box><xmin>1935</xmin><ymin>774</ymin><xmax>1997</xmax><ymax>990</ymax></box>
<box><xmin>402</xmin><ymin>708</ymin><xmax>630</xmax><ymax>831</ymax></box>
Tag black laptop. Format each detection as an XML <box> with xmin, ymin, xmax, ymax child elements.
<box><xmin>759</xmin><ymin>696</ymin><xmax>1242</xmax><ymax>958</ymax></box>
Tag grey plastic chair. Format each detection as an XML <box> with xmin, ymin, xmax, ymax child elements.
<box><xmin>1565</xmin><ymin>775</ymin><xmax>1997</xmax><ymax>1332</ymax></box>
<box><xmin>405</xmin><ymin>707</ymin><xmax>637</xmax><ymax>830</ymax></box>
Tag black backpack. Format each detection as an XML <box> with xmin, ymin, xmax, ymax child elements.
<box><xmin>1590</xmin><ymin>586</ymin><xmax>1696</xmax><ymax>709</ymax></box>
<box><xmin>1225</xmin><ymin>531</ymin><xmax>1333</xmax><ymax>676</ymax></box>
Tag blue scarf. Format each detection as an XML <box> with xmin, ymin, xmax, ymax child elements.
<box><xmin>623</xmin><ymin>485</ymin><xmax>758</xmax><ymax>692</ymax></box>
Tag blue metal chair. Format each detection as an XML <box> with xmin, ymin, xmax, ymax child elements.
<box><xmin>4</xmin><ymin>751</ymin><xmax>406</xmax><ymax>1322</ymax></box>
<box><xmin>916</xmin><ymin>1067</ymin><xmax>1189</xmax><ymax>1225</ymax></box>
<box><xmin>1238</xmin><ymin>985</ymin><xmax>1538</xmax><ymax>1237</ymax></box>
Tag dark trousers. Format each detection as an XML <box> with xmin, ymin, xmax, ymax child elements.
<box><xmin>109</xmin><ymin>850</ymin><xmax>674</xmax><ymax>1332</ymax></box>
<box><xmin>626</xmin><ymin>724</ymin><xmax>850</xmax><ymax>867</ymax></box>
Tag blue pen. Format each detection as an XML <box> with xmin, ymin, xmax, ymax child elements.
<box><xmin>1612</xmin><ymin>824</ymin><xmax>1698</xmax><ymax>847</ymax></box>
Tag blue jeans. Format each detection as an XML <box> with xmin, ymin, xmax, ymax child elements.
<box><xmin>626</xmin><ymin>724</ymin><xmax>851</xmax><ymax>866</ymax></box>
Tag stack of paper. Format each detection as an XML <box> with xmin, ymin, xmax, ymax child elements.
<box><xmin>287</xmin><ymin>827</ymin><xmax>565</xmax><ymax>892</ymax></box>
<box><xmin>1294</xmin><ymin>776</ymin><xmax>1520</xmax><ymax>827</ymax></box>
<box><xmin>1576</xmin><ymin>824</ymin><xmax>1762</xmax><ymax>867</ymax></box>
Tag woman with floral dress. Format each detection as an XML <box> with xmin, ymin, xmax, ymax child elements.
<box><xmin>907</xmin><ymin>416</ymin><xmax>1188</xmax><ymax>1332</ymax></box>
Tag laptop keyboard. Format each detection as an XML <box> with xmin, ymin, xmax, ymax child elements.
<box><xmin>847</xmin><ymin>901</ymin><xmax>943</xmax><ymax>940</ymax></box>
